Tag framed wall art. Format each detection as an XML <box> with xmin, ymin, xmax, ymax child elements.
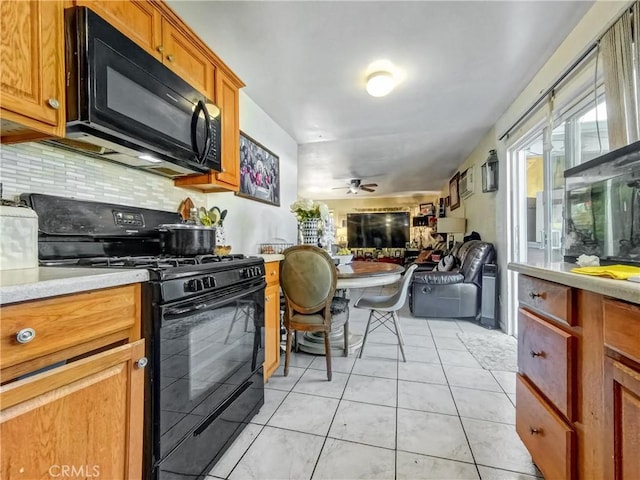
<box><xmin>236</xmin><ymin>132</ymin><xmax>280</xmax><ymax>206</ymax></box>
<box><xmin>419</xmin><ymin>202</ymin><xmax>435</xmax><ymax>216</ymax></box>
<box><xmin>449</xmin><ymin>173</ymin><xmax>461</xmax><ymax>211</ymax></box>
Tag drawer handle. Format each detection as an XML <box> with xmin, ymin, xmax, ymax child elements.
<box><xmin>16</xmin><ymin>328</ymin><xmax>36</xmax><ymax>344</ymax></box>
<box><xmin>530</xmin><ymin>350</ymin><xmax>545</xmax><ymax>358</ymax></box>
<box><xmin>528</xmin><ymin>291</ymin><xmax>543</xmax><ymax>299</ymax></box>
<box><xmin>167</xmin><ymin>54</ymin><xmax>175</xmax><ymax>63</ymax></box>
<box><xmin>529</xmin><ymin>427</ymin><xmax>542</xmax><ymax>435</ymax></box>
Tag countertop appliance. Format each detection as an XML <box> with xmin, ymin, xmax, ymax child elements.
<box><xmin>0</xmin><ymin>204</ymin><xmax>38</xmax><ymax>271</ymax></box>
<box><xmin>22</xmin><ymin>194</ymin><xmax>265</xmax><ymax>480</ymax></box>
<box><xmin>46</xmin><ymin>7</ymin><xmax>221</xmax><ymax>178</ymax></box>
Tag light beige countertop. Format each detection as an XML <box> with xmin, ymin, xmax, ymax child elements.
<box><xmin>0</xmin><ymin>267</ymin><xmax>149</xmax><ymax>305</ymax></box>
<box><xmin>509</xmin><ymin>261</ymin><xmax>640</xmax><ymax>305</ymax></box>
<box><xmin>255</xmin><ymin>254</ymin><xmax>284</xmax><ymax>263</ymax></box>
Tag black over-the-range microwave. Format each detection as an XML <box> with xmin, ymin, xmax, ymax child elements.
<box><xmin>48</xmin><ymin>7</ymin><xmax>221</xmax><ymax>178</ymax></box>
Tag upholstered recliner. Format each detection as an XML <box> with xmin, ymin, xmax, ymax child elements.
<box><xmin>409</xmin><ymin>240</ymin><xmax>495</xmax><ymax>319</ymax></box>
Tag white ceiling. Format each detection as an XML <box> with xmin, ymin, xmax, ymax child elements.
<box><xmin>169</xmin><ymin>1</ymin><xmax>594</xmax><ymax>199</ymax></box>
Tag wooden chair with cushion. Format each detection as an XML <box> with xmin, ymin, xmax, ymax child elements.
<box><xmin>280</xmin><ymin>245</ymin><xmax>337</xmax><ymax>381</ymax></box>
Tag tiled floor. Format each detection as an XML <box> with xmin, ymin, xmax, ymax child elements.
<box><xmin>208</xmin><ymin>287</ymin><xmax>541</xmax><ymax>480</ymax></box>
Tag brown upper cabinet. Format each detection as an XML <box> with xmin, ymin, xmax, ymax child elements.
<box><xmin>0</xmin><ymin>0</ymin><xmax>66</xmax><ymax>142</ymax></box>
<box><xmin>78</xmin><ymin>1</ymin><xmax>215</xmax><ymax>99</ymax></box>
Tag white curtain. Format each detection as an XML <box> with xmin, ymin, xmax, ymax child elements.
<box><xmin>601</xmin><ymin>1</ymin><xmax>639</xmax><ymax>148</ymax></box>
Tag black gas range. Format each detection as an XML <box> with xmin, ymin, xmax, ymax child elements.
<box><xmin>22</xmin><ymin>194</ymin><xmax>266</xmax><ymax>480</ymax></box>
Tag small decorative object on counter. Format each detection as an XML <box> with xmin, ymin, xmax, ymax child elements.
<box><xmin>290</xmin><ymin>198</ymin><xmax>330</xmax><ymax>245</ymax></box>
<box><xmin>259</xmin><ymin>242</ymin><xmax>293</xmax><ymax>254</ymax></box>
<box><xmin>576</xmin><ymin>254</ymin><xmax>600</xmax><ymax>267</ymax></box>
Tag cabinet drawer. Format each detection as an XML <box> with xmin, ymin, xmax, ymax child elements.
<box><xmin>518</xmin><ymin>275</ymin><xmax>573</xmax><ymax>326</ymax></box>
<box><xmin>265</xmin><ymin>261</ymin><xmax>280</xmax><ymax>286</ymax></box>
<box><xmin>518</xmin><ymin>308</ymin><xmax>575</xmax><ymax>420</ymax></box>
<box><xmin>604</xmin><ymin>298</ymin><xmax>640</xmax><ymax>364</ymax></box>
<box><xmin>516</xmin><ymin>375</ymin><xmax>574</xmax><ymax>480</ymax></box>
<box><xmin>1</xmin><ymin>285</ymin><xmax>139</xmax><ymax>373</ymax></box>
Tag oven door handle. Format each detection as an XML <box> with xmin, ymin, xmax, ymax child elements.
<box><xmin>162</xmin><ymin>282</ymin><xmax>266</xmax><ymax>321</ymax></box>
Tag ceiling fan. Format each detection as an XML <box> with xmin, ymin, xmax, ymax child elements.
<box><xmin>332</xmin><ymin>178</ymin><xmax>378</xmax><ymax>194</ymax></box>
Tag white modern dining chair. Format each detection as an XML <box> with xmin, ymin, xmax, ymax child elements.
<box><xmin>354</xmin><ymin>264</ymin><xmax>419</xmax><ymax>362</ymax></box>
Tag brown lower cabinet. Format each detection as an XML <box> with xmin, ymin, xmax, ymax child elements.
<box><xmin>516</xmin><ymin>274</ymin><xmax>640</xmax><ymax>479</ymax></box>
<box><xmin>1</xmin><ymin>341</ymin><xmax>145</xmax><ymax>480</ymax></box>
<box><xmin>263</xmin><ymin>261</ymin><xmax>281</xmax><ymax>381</ymax></box>
<box><xmin>0</xmin><ymin>285</ymin><xmax>145</xmax><ymax>480</ymax></box>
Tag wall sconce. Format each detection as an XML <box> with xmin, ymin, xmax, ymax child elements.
<box><xmin>481</xmin><ymin>149</ymin><xmax>499</xmax><ymax>192</ymax></box>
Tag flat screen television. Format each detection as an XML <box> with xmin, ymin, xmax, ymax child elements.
<box><xmin>347</xmin><ymin>212</ymin><xmax>410</xmax><ymax>248</ymax></box>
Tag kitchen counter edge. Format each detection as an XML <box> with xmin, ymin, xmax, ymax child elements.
<box><xmin>255</xmin><ymin>254</ymin><xmax>284</xmax><ymax>263</ymax></box>
<box><xmin>508</xmin><ymin>262</ymin><xmax>640</xmax><ymax>305</ymax></box>
<box><xmin>0</xmin><ymin>268</ymin><xmax>150</xmax><ymax>305</ymax></box>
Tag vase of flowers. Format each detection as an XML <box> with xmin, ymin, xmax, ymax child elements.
<box><xmin>290</xmin><ymin>199</ymin><xmax>330</xmax><ymax>245</ymax></box>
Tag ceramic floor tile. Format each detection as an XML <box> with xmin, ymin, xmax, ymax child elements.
<box><xmin>358</xmin><ymin>342</ymin><xmax>399</xmax><ymax>360</ymax></box>
<box><xmin>439</xmin><ymin>349</ymin><xmax>483</xmax><ymax>368</ymax></box>
<box><xmin>328</xmin><ymin>399</ymin><xmax>396</xmax><ymax>449</ymax></box>
<box><xmin>343</xmin><ymin>374</ymin><xmax>397</xmax><ymax>407</ymax></box>
<box><xmin>281</xmin><ymin>350</ymin><xmax>316</xmax><ymax>369</ymax></box>
<box><xmin>429</xmin><ymin>328</ymin><xmax>463</xmax><ymax>338</ymax></box>
<box><xmin>264</xmin><ymin>365</ymin><xmax>305</xmax><ymax>392</ymax></box>
<box><xmin>363</xmin><ymin>330</ymin><xmax>403</xmax><ymax>345</ymax></box>
<box><xmin>428</xmin><ymin>319</ymin><xmax>463</xmax><ymax>330</ymax></box>
<box><xmin>398</xmin><ymin>380</ymin><xmax>458</xmax><ymax>415</ymax></box>
<box><xmin>267</xmin><ymin>392</ymin><xmax>340</xmax><ymax>436</ymax></box>
<box><xmin>403</xmin><ymin>345</ymin><xmax>441</xmax><ymax>364</ymax></box>
<box><xmin>208</xmin><ymin>423</ymin><xmax>262</xmax><ymax>478</ymax></box>
<box><xmin>400</xmin><ymin>324</ymin><xmax>432</xmax><ymax>336</ymax></box>
<box><xmin>452</xmin><ymin>387</ymin><xmax>515</xmax><ymax>424</ymax></box>
<box><xmin>292</xmin><ymin>369</ymin><xmax>349</xmax><ymax>399</ymax></box>
<box><xmin>352</xmin><ymin>357</ymin><xmax>398</xmax><ymax>379</ymax></box>
<box><xmin>462</xmin><ymin>417</ymin><xmax>538</xmax><ymax>475</ymax></box>
<box><xmin>228</xmin><ymin>426</ymin><xmax>324</xmax><ymax>480</ymax></box>
<box><xmin>312</xmin><ymin>437</ymin><xmax>395</xmax><ymax>480</ymax></box>
<box><xmin>397</xmin><ymin>408</ymin><xmax>473</xmax><ymax>463</ymax></box>
<box><xmin>491</xmin><ymin>370</ymin><xmax>517</xmax><ymax>394</ymax></box>
<box><xmin>404</xmin><ymin>334</ymin><xmax>436</xmax><ymax>348</ymax></box>
<box><xmin>508</xmin><ymin>393</ymin><xmax>516</xmax><ymax>406</ymax></box>
<box><xmin>249</xmin><ymin>388</ymin><xmax>288</xmax><ymax>425</ymax></box>
<box><xmin>308</xmin><ymin>353</ymin><xmax>357</xmax><ymax>373</ymax></box>
<box><xmin>398</xmin><ymin>361</ymin><xmax>447</xmax><ymax>384</ymax></box>
<box><xmin>396</xmin><ymin>451</ymin><xmax>479</xmax><ymax>480</ymax></box>
<box><xmin>434</xmin><ymin>336</ymin><xmax>468</xmax><ymax>351</ymax></box>
<box><xmin>476</xmin><ymin>465</ymin><xmax>541</xmax><ymax>479</ymax></box>
<box><xmin>444</xmin><ymin>365</ymin><xmax>503</xmax><ymax>392</ymax></box>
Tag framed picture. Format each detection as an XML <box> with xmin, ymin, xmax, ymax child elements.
<box><xmin>236</xmin><ymin>132</ymin><xmax>280</xmax><ymax>206</ymax></box>
<box><xmin>449</xmin><ymin>173</ymin><xmax>461</xmax><ymax>211</ymax></box>
<box><xmin>419</xmin><ymin>202</ymin><xmax>435</xmax><ymax>216</ymax></box>
<box><xmin>355</xmin><ymin>249</ymin><xmax>364</xmax><ymax>258</ymax></box>
<box><xmin>394</xmin><ymin>249</ymin><xmax>402</xmax><ymax>257</ymax></box>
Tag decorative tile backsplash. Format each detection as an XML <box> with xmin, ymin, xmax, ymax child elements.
<box><xmin>0</xmin><ymin>142</ymin><xmax>205</xmax><ymax>211</ymax></box>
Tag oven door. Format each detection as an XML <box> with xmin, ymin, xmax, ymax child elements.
<box><xmin>153</xmin><ymin>279</ymin><xmax>265</xmax><ymax>475</ymax></box>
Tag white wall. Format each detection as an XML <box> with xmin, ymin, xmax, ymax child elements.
<box><xmin>493</xmin><ymin>1</ymin><xmax>629</xmax><ymax>333</ymax></box>
<box><xmin>206</xmin><ymin>92</ymin><xmax>299</xmax><ymax>254</ymax></box>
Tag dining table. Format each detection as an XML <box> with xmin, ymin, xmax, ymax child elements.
<box><xmin>297</xmin><ymin>260</ymin><xmax>406</xmax><ymax>355</ymax></box>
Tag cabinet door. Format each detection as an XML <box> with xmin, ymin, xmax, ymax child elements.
<box><xmin>263</xmin><ymin>284</ymin><xmax>281</xmax><ymax>381</ymax></box>
<box><xmin>0</xmin><ymin>0</ymin><xmax>64</xmax><ymax>138</ymax></box>
<box><xmin>605</xmin><ymin>358</ymin><xmax>640</xmax><ymax>480</ymax></box>
<box><xmin>0</xmin><ymin>340</ymin><xmax>145</xmax><ymax>480</ymax></box>
<box><xmin>75</xmin><ymin>0</ymin><xmax>162</xmax><ymax>61</ymax></box>
<box><xmin>215</xmin><ymin>69</ymin><xmax>241</xmax><ymax>189</ymax></box>
<box><xmin>161</xmin><ymin>19</ymin><xmax>215</xmax><ymax>99</ymax></box>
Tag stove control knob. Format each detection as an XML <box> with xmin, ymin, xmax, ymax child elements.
<box><xmin>202</xmin><ymin>276</ymin><xmax>216</xmax><ymax>288</ymax></box>
<box><xmin>185</xmin><ymin>279</ymin><xmax>203</xmax><ymax>292</ymax></box>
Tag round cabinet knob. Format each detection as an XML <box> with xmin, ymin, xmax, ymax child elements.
<box><xmin>270</xmin><ymin>270</ymin><xmax>276</xmax><ymax>276</ymax></box>
<box><xmin>157</xmin><ymin>45</ymin><xmax>164</xmax><ymax>53</ymax></box>
<box><xmin>47</xmin><ymin>98</ymin><xmax>60</xmax><ymax>110</ymax></box>
<box><xmin>529</xmin><ymin>427</ymin><xmax>541</xmax><ymax>435</ymax></box>
<box><xmin>167</xmin><ymin>54</ymin><xmax>175</xmax><ymax>63</ymax></box>
<box><xmin>16</xmin><ymin>328</ymin><xmax>36</xmax><ymax>344</ymax></box>
<box><xmin>136</xmin><ymin>357</ymin><xmax>148</xmax><ymax>369</ymax></box>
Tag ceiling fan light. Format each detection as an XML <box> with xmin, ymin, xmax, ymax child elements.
<box><xmin>366</xmin><ymin>71</ymin><xmax>395</xmax><ymax>97</ymax></box>
<box><xmin>348</xmin><ymin>185</ymin><xmax>359</xmax><ymax>194</ymax></box>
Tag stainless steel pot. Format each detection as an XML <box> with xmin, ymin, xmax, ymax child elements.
<box><xmin>158</xmin><ymin>224</ymin><xmax>216</xmax><ymax>256</ymax></box>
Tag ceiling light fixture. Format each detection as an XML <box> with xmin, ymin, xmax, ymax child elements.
<box><xmin>366</xmin><ymin>71</ymin><xmax>395</xmax><ymax>97</ymax></box>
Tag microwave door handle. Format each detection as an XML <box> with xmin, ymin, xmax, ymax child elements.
<box><xmin>190</xmin><ymin>100</ymin><xmax>211</xmax><ymax>162</ymax></box>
